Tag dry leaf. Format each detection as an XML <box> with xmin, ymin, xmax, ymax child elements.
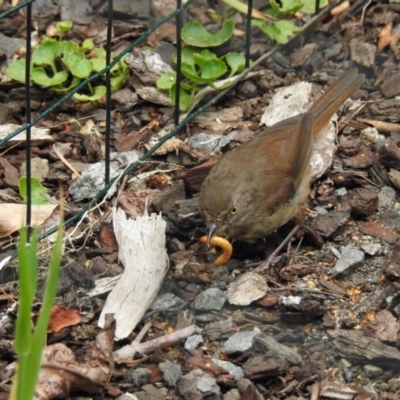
<box><xmin>0</xmin><ymin>203</ymin><xmax>57</xmax><ymax>238</ymax></box>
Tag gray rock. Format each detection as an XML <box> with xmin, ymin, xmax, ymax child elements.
<box><xmin>212</xmin><ymin>359</ymin><xmax>244</xmax><ymax>381</ymax></box>
<box><xmin>363</xmin><ymin>364</ymin><xmax>383</xmax><ymax>378</ymax></box>
<box><xmin>115</xmin><ymin>393</ymin><xmax>139</xmax><ymax>400</ymax></box>
<box><xmin>177</xmin><ymin>369</ymin><xmax>220</xmax><ymax>400</ymax></box>
<box><xmin>331</xmin><ymin>245</ymin><xmax>365</xmax><ymax>278</ymax></box>
<box><xmin>224</xmin><ymin>330</ymin><xmax>258</xmax><ymax>354</ymax></box>
<box><xmin>159</xmin><ymin>361</ymin><xmax>182</xmax><ymax>387</ymax></box>
<box><xmin>128</xmin><ymin>367</ymin><xmax>152</xmax><ymax>386</ymax></box>
<box><xmin>151</xmin><ymin>293</ymin><xmax>184</xmax><ymax>311</ymax></box>
<box><xmin>194</xmin><ymin>288</ymin><xmax>227</xmax><ymax>311</ymax></box>
<box><xmin>334</xmin><ymin>187</ymin><xmax>347</xmax><ymax>196</ymax></box>
<box><xmin>188</xmin><ymin>133</ymin><xmax>231</xmax><ymax>152</ymax></box>
<box><xmin>184</xmin><ymin>334</ymin><xmax>204</xmax><ymax>350</ymax></box>
<box><xmin>20</xmin><ymin>158</ymin><xmax>49</xmax><ymax>183</ymax></box>
<box><xmin>378</xmin><ymin>186</ymin><xmax>396</xmax><ymax>210</ymax></box>
<box><xmin>360</xmin><ymin>241</ymin><xmax>381</xmax><ymax>256</ymax></box>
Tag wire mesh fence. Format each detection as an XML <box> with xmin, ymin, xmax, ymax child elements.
<box><xmin>0</xmin><ymin>0</ymin><xmax>330</xmax><ymax>262</ymax></box>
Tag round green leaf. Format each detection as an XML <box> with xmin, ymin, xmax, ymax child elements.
<box><xmin>32</xmin><ymin>40</ymin><xmax>59</xmax><ymax>67</ymax></box>
<box><xmin>58</xmin><ymin>40</ymin><xmax>79</xmax><ymax>56</ymax></box>
<box><xmin>157</xmin><ymin>71</ymin><xmax>176</xmax><ymax>90</ymax></box>
<box><xmin>270</xmin><ymin>0</ymin><xmax>304</xmax><ymax>14</ymax></box>
<box><xmin>182</xmin><ymin>20</ymin><xmax>234</xmax><ymax>47</ymax></box>
<box><xmin>70</xmin><ymin>59</ymin><xmax>93</xmax><ymax>78</ymax></box>
<box><xmin>31</xmin><ymin>68</ymin><xmax>68</xmax><ymax>86</ymax></box>
<box><xmin>80</xmin><ymin>38</ymin><xmax>94</xmax><ymax>52</ymax></box>
<box><xmin>56</xmin><ymin>20</ymin><xmax>73</xmax><ymax>33</ymax></box>
<box><xmin>94</xmin><ymin>47</ymin><xmax>106</xmax><ymax>59</ymax></box>
<box><xmin>91</xmin><ymin>58</ymin><xmax>106</xmax><ymax>72</ymax></box>
<box><xmin>7</xmin><ymin>59</ymin><xmax>28</xmax><ymax>83</ymax></box>
<box><xmin>74</xmin><ymin>85</ymin><xmax>106</xmax><ymax>102</ymax></box>
<box><xmin>172</xmin><ymin>46</ymin><xmax>198</xmax><ymax>67</ymax></box>
<box><xmin>226</xmin><ymin>52</ymin><xmax>245</xmax><ymax>77</ymax></box>
<box><xmin>62</xmin><ymin>51</ymin><xmax>85</xmax><ymax>69</ymax></box>
<box><xmin>201</xmin><ymin>59</ymin><xmax>227</xmax><ymax>80</ymax></box>
<box><xmin>300</xmin><ymin>0</ymin><xmax>328</xmax><ymax>13</ymax></box>
<box><xmin>170</xmin><ymin>84</ymin><xmax>194</xmax><ymax>111</ymax></box>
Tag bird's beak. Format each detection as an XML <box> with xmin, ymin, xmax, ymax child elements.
<box><xmin>207</xmin><ymin>223</ymin><xmax>220</xmax><ymax>247</ymax></box>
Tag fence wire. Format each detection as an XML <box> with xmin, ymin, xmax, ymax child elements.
<box><xmin>0</xmin><ymin>0</ymin><xmax>337</xmax><ymax>263</ymax></box>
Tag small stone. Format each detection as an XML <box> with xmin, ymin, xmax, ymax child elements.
<box><xmin>363</xmin><ymin>364</ymin><xmax>383</xmax><ymax>378</ymax></box>
<box><xmin>378</xmin><ymin>186</ymin><xmax>396</xmax><ymax>210</ymax></box>
<box><xmin>360</xmin><ymin>127</ymin><xmax>380</xmax><ymax>148</ymax></box>
<box><xmin>223</xmin><ymin>388</ymin><xmax>241</xmax><ymax>400</ymax></box>
<box><xmin>315</xmin><ymin>206</ymin><xmax>328</xmax><ymax>215</ymax></box>
<box><xmin>159</xmin><ymin>361</ymin><xmax>182</xmax><ymax>387</ymax></box>
<box><xmin>331</xmin><ymin>245</ymin><xmax>365</xmax><ymax>278</ymax></box>
<box><xmin>128</xmin><ymin>367</ymin><xmax>152</xmax><ymax>386</ymax></box>
<box><xmin>177</xmin><ymin>369</ymin><xmax>220</xmax><ymax>399</ymax></box>
<box><xmin>389</xmin><ymin>169</ymin><xmax>400</xmax><ymax>190</ymax></box>
<box><xmin>334</xmin><ymin>187</ymin><xmax>348</xmax><ymax>196</ymax></box>
<box><xmin>360</xmin><ymin>241</ymin><xmax>381</xmax><ymax>256</ymax></box>
<box><xmin>188</xmin><ymin>133</ymin><xmax>230</xmax><ymax>152</ymax></box>
<box><xmin>151</xmin><ymin>293</ymin><xmax>184</xmax><ymax>311</ymax></box>
<box><xmin>337</xmin><ymin>358</ymin><xmax>352</xmax><ymax>369</ymax></box>
<box><xmin>349</xmin><ymin>39</ymin><xmax>376</xmax><ymax>68</ymax></box>
<box><xmin>20</xmin><ymin>158</ymin><xmax>49</xmax><ymax>182</ymax></box>
<box><xmin>193</xmin><ymin>288</ymin><xmax>227</xmax><ymax>311</ymax></box>
<box><xmin>224</xmin><ymin>330</ymin><xmax>258</xmax><ymax>354</ymax></box>
<box><xmin>212</xmin><ymin>359</ymin><xmax>244</xmax><ymax>380</ymax></box>
<box><xmin>184</xmin><ymin>334</ymin><xmax>204</xmax><ymax>351</ymax></box>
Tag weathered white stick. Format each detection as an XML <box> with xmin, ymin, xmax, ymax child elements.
<box><xmin>98</xmin><ymin>209</ymin><xmax>168</xmax><ymax>340</ymax></box>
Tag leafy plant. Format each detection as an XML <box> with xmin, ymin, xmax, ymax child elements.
<box><xmin>7</xmin><ymin>21</ymin><xmax>129</xmax><ymax>102</ymax></box>
<box><xmin>19</xmin><ymin>177</ymin><xmax>51</xmax><ymax>205</ymax></box>
<box><xmin>10</xmin><ymin>224</ymin><xmax>63</xmax><ymax>400</ymax></box>
<box><xmin>156</xmin><ymin>20</ymin><xmax>246</xmax><ymax>111</ymax></box>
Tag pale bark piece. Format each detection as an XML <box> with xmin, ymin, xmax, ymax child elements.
<box><xmin>227</xmin><ymin>272</ymin><xmax>268</xmax><ymax>306</ymax></box>
<box><xmin>0</xmin><ymin>203</ymin><xmax>58</xmax><ymax>238</ymax></box>
<box><xmin>98</xmin><ymin>209</ymin><xmax>168</xmax><ymax>340</ymax></box>
<box><xmin>0</xmin><ymin>123</ymin><xmax>53</xmax><ymax>147</ymax></box>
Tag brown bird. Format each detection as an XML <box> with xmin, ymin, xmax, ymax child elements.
<box><xmin>199</xmin><ymin>69</ymin><xmax>364</xmax><ymax>248</ymax></box>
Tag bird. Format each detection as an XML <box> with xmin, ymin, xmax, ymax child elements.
<box><xmin>198</xmin><ymin>69</ymin><xmax>364</xmax><ymax>253</ymax></box>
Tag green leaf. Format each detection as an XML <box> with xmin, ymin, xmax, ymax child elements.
<box><xmin>172</xmin><ymin>46</ymin><xmax>198</xmax><ymax>67</ymax></box>
<box><xmin>56</xmin><ymin>20</ymin><xmax>73</xmax><ymax>33</ymax></box>
<box><xmin>70</xmin><ymin>59</ymin><xmax>93</xmax><ymax>78</ymax></box>
<box><xmin>7</xmin><ymin>59</ymin><xmax>28</xmax><ymax>83</ymax></box>
<box><xmin>91</xmin><ymin>58</ymin><xmax>106</xmax><ymax>72</ymax></box>
<box><xmin>270</xmin><ymin>0</ymin><xmax>304</xmax><ymax>14</ymax></box>
<box><xmin>58</xmin><ymin>40</ymin><xmax>79</xmax><ymax>56</ymax></box>
<box><xmin>19</xmin><ymin>177</ymin><xmax>51</xmax><ymax>205</ymax></box>
<box><xmin>62</xmin><ymin>51</ymin><xmax>85</xmax><ymax>69</ymax></box>
<box><xmin>226</xmin><ymin>52</ymin><xmax>246</xmax><ymax>77</ymax></box>
<box><xmin>181</xmin><ymin>20</ymin><xmax>234</xmax><ymax>47</ymax></box>
<box><xmin>111</xmin><ymin>69</ymin><xmax>129</xmax><ymax>91</ymax></box>
<box><xmin>80</xmin><ymin>38</ymin><xmax>94</xmax><ymax>52</ymax></box>
<box><xmin>32</xmin><ymin>40</ymin><xmax>59</xmax><ymax>68</ymax></box>
<box><xmin>73</xmin><ymin>85</ymin><xmax>106</xmax><ymax>102</ymax></box>
<box><xmin>300</xmin><ymin>0</ymin><xmax>328</xmax><ymax>13</ymax></box>
<box><xmin>170</xmin><ymin>84</ymin><xmax>194</xmax><ymax>111</ymax></box>
<box><xmin>52</xmin><ymin>76</ymin><xmax>81</xmax><ymax>93</ymax></box>
<box><xmin>31</xmin><ymin>67</ymin><xmax>68</xmax><ymax>87</ymax></box>
<box><xmin>93</xmin><ymin>47</ymin><xmax>106</xmax><ymax>59</ymax></box>
<box><xmin>201</xmin><ymin>59</ymin><xmax>227</xmax><ymax>80</ymax></box>
<box><xmin>157</xmin><ymin>71</ymin><xmax>176</xmax><ymax>90</ymax></box>
<box><xmin>251</xmin><ymin>18</ymin><xmax>299</xmax><ymax>44</ymax></box>
<box><xmin>193</xmin><ymin>49</ymin><xmax>218</xmax><ymax>69</ymax></box>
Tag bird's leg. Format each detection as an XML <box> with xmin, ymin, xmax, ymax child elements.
<box><xmin>254</xmin><ymin>224</ymin><xmax>301</xmax><ymax>272</ymax></box>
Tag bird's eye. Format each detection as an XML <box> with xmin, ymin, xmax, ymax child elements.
<box><xmin>231</xmin><ymin>206</ymin><xmax>237</xmax><ymax>215</ymax></box>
